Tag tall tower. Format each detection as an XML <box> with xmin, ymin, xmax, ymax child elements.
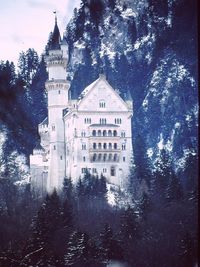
<box><xmin>45</xmin><ymin>17</ymin><xmax>70</xmax><ymax>192</ymax></box>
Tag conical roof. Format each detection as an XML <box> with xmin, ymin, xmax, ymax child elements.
<box><xmin>33</xmin><ymin>142</ymin><xmax>45</xmax><ymax>152</ymax></box>
<box><xmin>48</xmin><ymin>17</ymin><xmax>61</xmax><ymax>50</ymax></box>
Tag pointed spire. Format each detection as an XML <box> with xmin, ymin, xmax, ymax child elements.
<box><xmin>48</xmin><ymin>11</ymin><xmax>61</xmax><ymax>50</ymax></box>
<box><xmin>54</xmin><ymin>10</ymin><xmax>57</xmax><ymax>24</ymax></box>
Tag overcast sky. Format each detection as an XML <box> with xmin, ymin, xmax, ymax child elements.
<box><xmin>0</xmin><ymin>0</ymin><xmax>81</xmax><ymax>66</ymax></box>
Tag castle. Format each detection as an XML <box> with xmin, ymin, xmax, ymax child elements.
<box><xmin>30</xmin><ymin>18</ymin><xmax>133</xmax><ymax>194</ymax></box>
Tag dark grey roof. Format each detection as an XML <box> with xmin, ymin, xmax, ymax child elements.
<box><xmin>39</xmin><ymin>117</ymin><xmax>48</xmax><ymax>126</ymax></box>
<box><xmin>63</xmin><ymin>108</ymin><xmax>69</xmax><ymax>117</ymax></box>
<box><xmin>89</xmin><ymin>124</ymin><xmax>119</xmax><ymax>127</ymax></box>
<box><xmin>48</xmin><ymin>18</ymin><xmax>61</xmax><ymax>50</ymax></box>
<box><xmin>34</xmin><ymin>143</ymin><xmax>45</xmax><ymax>151</ymax></box>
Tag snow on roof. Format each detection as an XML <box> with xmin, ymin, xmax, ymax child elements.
<box><xmin>90</xmin><ymin>124</ymin><xmax>119</xmax><ymax>128</ymax></box>
<box><xmin>39</xmin><ymin>117</ymin><xmax>48</xmax><ymax>126</ymax></box>
<box><xmin>78</xmin><ymin>76</ymin><xmax>101</xmax><ymax>101</ymax></box>
<box><xmin>34</xmin><ymin>143</ymin><xmax>45</xmax><ymax>152</ymax></box>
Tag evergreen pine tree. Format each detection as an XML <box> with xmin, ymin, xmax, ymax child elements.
<box><xmin>165</xmin><ymin>172</ymin><xmax>183</xmax><ymax>202</ymax></box>
<box><xmin>100</xmin><ymin>223</ymin><xmax>123</xmax><ymax>261</ymax></box>
<box><xmin>133</xmin><ymin>135</ymin><xmax>152</xmax><ymax>186</ymax></box>
<box><xmin>139</xmin><ymin>191</ymin><xmax>152</xmax><ymax>218</ymax></box>
<box><xmin>62</xmin><ymin>176</ymin><xmax>73</xmax><ymax>202</ymax></box>
<box><xmin>76</xmin><ymin>178</ymin><xmax>84</xmax><ymax>197</ymax></box>
<box><xmin>98</xmin><ymin>174</ymin><xmax>107</xmax><ymax>198</ymax></box>
<box><xmin>29</xmin><ymin>55</ymin><xmax>47</xmax><ymax>126</ymax></box>
<box><xmin>18</xmin><ymin>48</ymin><xmax>39</xmax><ymax>87</ymax></box>
<box><xmin>120</xmin><ymin>206</ymin><xmax>139</xmax><ymax>242</ymax></box>
<box><xmin>119</xmin><ymin>206</ymin><xmax>140</xmax><ymax>263</ymax></box>
<box><xmin>179</xmin><ymin>232</ymin><xmax>195</xmax><ymax>267</ymax></box>
<box><xmin>65</xmin><ymin>231</ymin><xmax>98</xmax><ymax>267</ymax></box>
<box><xmin>23</xmin><ymin>190</ymin><xmax>63</xmax><ymax>266</ymax></box>
<box><xmin>153</xmin><ymin>148</ymin><xmax>172</xmax><ymax>201</ymax></box>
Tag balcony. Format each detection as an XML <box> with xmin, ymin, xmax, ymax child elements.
<box><xmin>89</xmin><ymin>148</ymin><xmax>120</xmax><ymax>153</ymax></box>
<box><xmin>90</xmin><ymin>152</ymin><xmax>120</xmax><ymax>163</ymax></box>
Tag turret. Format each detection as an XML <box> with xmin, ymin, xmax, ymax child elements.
<box><xmin>45</xmin><ymin>16</ymin><xmax>70</xmax><ymax>192</ymax></box>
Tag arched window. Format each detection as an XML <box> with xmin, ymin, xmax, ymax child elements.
<box><xmin>98</xmin><ymin>130</ymin><xmax>101</xmax><ymax>136</ymax></box>
<box><xmin>113</xmin><ymin>130</ymin><xmax>117</xmax><ymax>137</ymax></box>
<box><xmin>108</xmin><ymin>154</ymin><xmax>112</xmax><ymax>161</ymax></box>
<box><xmin>103</xmin><ymin>154</ymin><xmax>107</xmax><ymax>161</ymax></box>
<box><xmin>99</xmin><ymin>100</ymin><xmax>106</xmax><ymax>108</ymax></box>
<box><xmin>108</xmin><ymin>130</ymin><xmax>112</xmax><ymax>137</ymax></box>
<box><xmin>103</xmin><ymin>143</ymin><xmax>107</xmax><ymax>149</ymax></box>
<box><xmin>103</xmin><ymin>130</ymin><xmax>107</xmax><ymax>136</ymax></box>
<box><xmin>100</xmin><ymin>118</ymin><xmax>106</xmax><ymax>124</ymax></box>
<box><xmin>93</xmin><ymin>143</ymin><xmax>96</xmax><ymax>149</ymax></box>
<box><xmin>114</xmin><ymin>143</ymin><xmax>117</xmax><ymax>149</ymax></box>
<box><xmin>121</xmin><ymin>131</ymin><xmax>125</xmax><ymax>137</ymax></box>
<box><xmin>109</xmin><ymin>143</ymin><xmax>112</xmax><ymax>149</ymax></box>
<box><xmin>122</xmin><ymin>144</ymin><xmax>126</xmax><ymax>150</ymax></box>
<box><xmin>92</xmin><ymin>130</ymin><xmax>96</xmax><ymax>136</ymax></box>
<box><xmin>93</xmin><ymin>153</ymin><xmax>97</xmax><ymax>162</ymax></box>
<box><xmin>98</xmin><ymin>143</ymin><xmax>102</xmax><ymax>149</ymax></box>
<box><xmin>82</xmin><ymin>144</ymin><xmax>86</xmax><ymax>150</ymax></box>
<box><xmin>98</xmin><ymin>154</ymin><xmax>102</xmax><ymax>161</ymax></box>
<box><xmin>111</xmin><ymin>166</ymin><xmax>115</xmax><ymax>176</ymax></box>
<box><xmin>114</xmin><ymin>154</ymin><xmax>118</xmax><ymax>161</ymax></box>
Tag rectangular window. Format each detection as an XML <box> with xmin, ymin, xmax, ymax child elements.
<box><xmin>83</xmin><ymin>156</ymin><xmax>86</xmax><ymax>162</ymax></box>
<box><xmin>92</xmin><ymin>168</ymin><xmax>97</xmax><ymax>174</ymax></box>
<box><xmin>100</xmin><ymin>118</ymin><xmax>107</xmax><ymax>124</ymax></box>
<box><xmin>123</xmin><ymin>157</ymin><xmax>126</xmax><ymax>162</ymax></box>
<box><xmin>122</xmin><ymin>144</ymin><xmax>126</xmax><ymax>150</ymax></box>
<box><xmin>111</xmin><ymin>166</ymin><xmax>115</xmax><ymax>176</ymax></box>
<box><xmin>82</xmin><ymin>144</ymin><xmax>86</xmax><ymax>150</ymax></box>
<box><xmin>121</xmin><ymin>131</ymin><xmax>126</xmax><ymax>137</ymax></box>
<box><xmin>53</xmin><ymin>145</ymin><xmax>56</xmax><ymax>150</ymax></box>
<box><xmin>82</xmin><ymin>168</ymin><xmax>87</xmax><ymax>174</ymax></box>
<box><xmin>115</xmin><ymin>118</ymin><xmax>122</xmax><ymax>124</ymax></box>
<box><xmin>81</xmin><ymin>131</ymin><xmax>86</xmax><ymax>137</ymax></box>
<box><xmin>103</xmin><ymin>168</ymin><xmax>107</xmax><ymax>173</ymax></box>
<box><xmin>99</xmin><ymin>100</ymin><xmax>106</xmax><ymax>108</ymax></box>
<box><xmin>84</xmin><ymin>118</ymin><xmax>91</xmax><ymax>124</ymax></box>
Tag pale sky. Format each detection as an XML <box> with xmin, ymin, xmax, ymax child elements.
<box><xmin>0</xmin><ymin>0</ymin><xmax>81</xmax><ymax>66</ymax></box>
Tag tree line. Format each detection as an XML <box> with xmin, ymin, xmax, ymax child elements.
<box><xmin>0</xmin><ymin>152</ymin><xmax>198</xmax><ymax>267</ymax></box>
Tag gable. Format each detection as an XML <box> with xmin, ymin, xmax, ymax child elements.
<box><xmin>77</xmin><ymin>77</ymin><xmax>129</xmax><ymax>112</ymax></box>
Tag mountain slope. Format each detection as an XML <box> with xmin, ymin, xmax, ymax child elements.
<box><xmin>64</xmin><ymin>0</ymin><xmax>198</xmax><ymax>174</ymax></box>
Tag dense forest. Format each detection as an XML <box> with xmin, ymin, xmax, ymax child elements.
<box><xmin>0</xmin><ymin>0</ymin><xmax>198</xmax><ymax>266</ymax></box>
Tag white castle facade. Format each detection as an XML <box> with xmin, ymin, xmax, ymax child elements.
<box><xmin>30</xmin><ymin>20</ymin><xmax>133</xmax><ymax>193</ymax></box>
